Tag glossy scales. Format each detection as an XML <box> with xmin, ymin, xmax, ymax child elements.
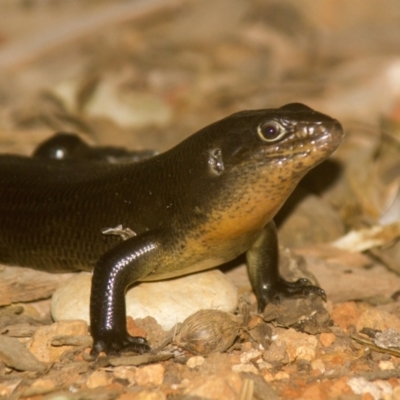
<box><xmin>0</xmin><ymin>103</ymin><xmax>344</xmax><ymax>355</ymax></box>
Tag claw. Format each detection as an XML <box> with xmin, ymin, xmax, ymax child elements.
<box><xmin>296</xmin><ymin>278</ymin><xmax>311</xmax><ymax>286</ymax></box>
<box><xmin>257</xmin><ymin>277</ymin><xmax>326</xmax><ymax>313</ymax></box>
<box><xmin>91</xmin><ymin>333</ymin><xmax>151</xmax><ymax>357</ymax></box>
<box><xmin>314</xmin><ymin>286</ymin><xmax>327</xmax><ymax>301</ymax></box>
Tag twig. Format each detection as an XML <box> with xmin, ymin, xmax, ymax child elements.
<box><xmin>0</xmin><ymin>0</ymin><xmax>185</xmax><ymax>71</ymax></box>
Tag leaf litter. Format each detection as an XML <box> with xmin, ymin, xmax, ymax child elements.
<box><xmin>1</xmin><ymin>1</ymin><xmax>400</xmax><ymax>399</ymax></box>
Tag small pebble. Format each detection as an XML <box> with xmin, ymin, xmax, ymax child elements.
<box><xmin>319</xmin><ymin>332</ymin><xmax>336</xmax><ymax>347</ymax></box>
<box><xmin>378</xmin><ymin>360</ymin><xmax>394</xmax><ymax>370</ymax></box>
<box><xmin>186</xmin><ymin>356</ymin><xmax>205</xmax><ymax>368</ymax></box>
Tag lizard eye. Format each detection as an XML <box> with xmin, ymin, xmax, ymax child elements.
<box><xmin>257</xmin><ymin>121</ymin><xmax>285</xmax><ymax>142</ymax></box>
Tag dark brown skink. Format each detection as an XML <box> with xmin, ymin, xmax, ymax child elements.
<box><xmin>0</xmin><ymin>103</ymin><xmax>343</xmax><ymax>355</ymax></box>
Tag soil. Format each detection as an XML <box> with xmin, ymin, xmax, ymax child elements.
<box><xmin>1</xmin><ymin>1</ymin><xmax>400</xmax><ymax>399</ymax></box>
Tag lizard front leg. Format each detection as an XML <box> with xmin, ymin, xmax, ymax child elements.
<box><xmin>246</xmin><ymin>220</ymin><xmax>326</xmax><ymax>313</ymax></box>
<box><xmin>90</xmin><ymin>230</ymin><xmax>163</xmax><ymax>356</ymax></box>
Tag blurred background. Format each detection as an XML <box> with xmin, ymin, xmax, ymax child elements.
<box><xmin>2</xmin><ymin>0</ymin><xmax>400</xmax><ymax>270</ymax></box>
<box><xmin>3</xmin><ymin>3</ymin><xmax>400</xmax><ymax>397</ymax></box>
<box><xmin>1</xmin><ymin>0</ymin><xmax>400</xmax><ymax>151</ymax></box>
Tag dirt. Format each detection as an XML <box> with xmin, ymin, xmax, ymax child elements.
<box><xmin>1</xmin><ymin>1</ymin><xmax>400</xmax><ymax>399</ymax></box>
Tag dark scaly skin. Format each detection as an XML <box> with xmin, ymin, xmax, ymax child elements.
<box><xmin>0</xmin><ymin>103</ymin><xmax>343</xmax><ymax>356</ymax></box>
<box><xmin>33</xmin><ymin>132</ymin><xmax>156</xmax><ymax>163</ymax></box>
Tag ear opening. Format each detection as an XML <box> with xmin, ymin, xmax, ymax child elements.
<box><xmin>208</xmin><ymin>148</ymin><xmax>224</xmax><ymax>176</ymax></box>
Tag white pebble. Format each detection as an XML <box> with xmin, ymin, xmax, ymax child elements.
<box><xmin>51</xmin><ymin>269</ymin><xmax>238</xmax><ymax>330</ymax></box>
